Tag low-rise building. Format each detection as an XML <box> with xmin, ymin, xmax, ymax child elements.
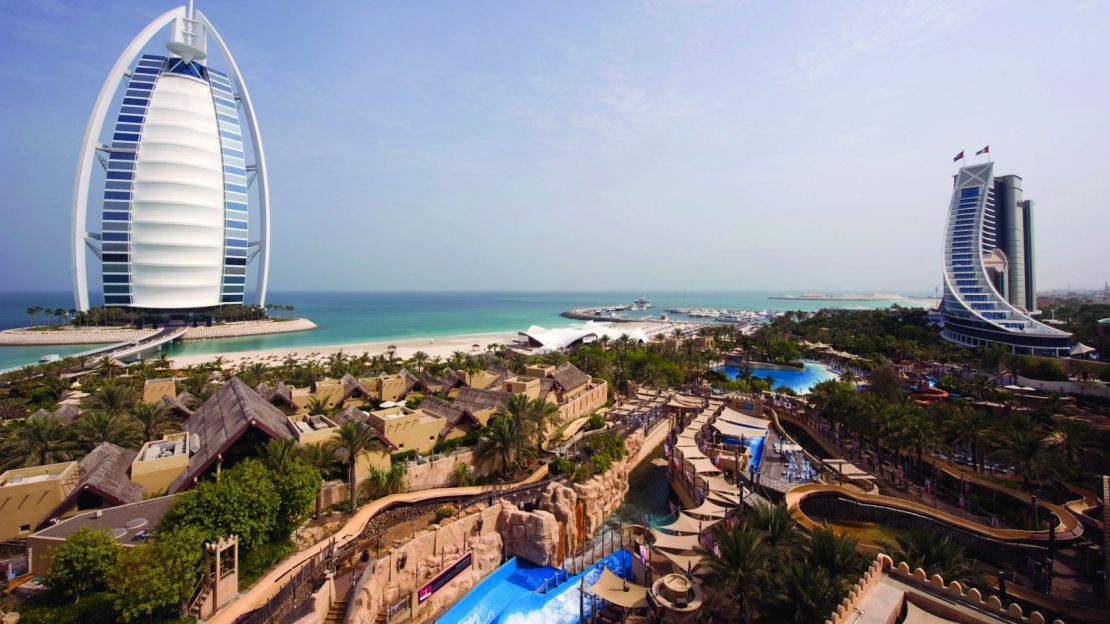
<box><xmin>44</xmin><ymin>442</ymin><xmax>144</xmax><ymax>524</ymax></box>
<box><xmin>142</xmin><ymin>378</ymin><xmax>179</xmax><ymax>404</ymax></box>
<box><xmin>0</xmin><ymin>462</ymin><xmax>79</xmax><ymax>541</ymax></box>
<box><xmin>27</xmin><ymin>495</ymin><xmax>177</xmax><ymax>576</ymax></box>
<box><xmin>365</xmin><ymin>405</ymin><xmax>444</xmax><ymax>454</ymax></box>
<box><xmin>131</xmin><ymin>433</ymin><xmax>193</xmax><ymax>496</ymax></box>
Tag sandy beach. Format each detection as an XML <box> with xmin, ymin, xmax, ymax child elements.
<box><xmin>169</xmin><ymin>320</ymin><xmax>697</xmax><ymax>369</ymax></box>
<box><xmin>169</xmin><ymin>330</ymin><xmax>523</xmax><ymax>368</ymax></box>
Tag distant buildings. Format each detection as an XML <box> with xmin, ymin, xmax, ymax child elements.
<box><xmin>71</xmin><ymin>4</ymin><xmax>270</xmax><ymax>312</ymax></box>
<box><xmin>939</xmin><ymin>163</ymin><xmax>1071</xmax><ymax>356</ymax></box>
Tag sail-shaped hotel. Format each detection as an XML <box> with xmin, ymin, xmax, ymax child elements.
<box><xmin>939</xmin><ymin>163</ymin><xmax>1070</xmax><ymax>356</ymax></box>
<box><xmin>71</xmin><ymin>4</ymin><xmax>269</xmax><ymax>313</ymax></box>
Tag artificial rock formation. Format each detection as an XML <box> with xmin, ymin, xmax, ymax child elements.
<box><xmin>497</xmin><ymin>503</ymin><xmax>559</xmax><ymax>566</ymax></box>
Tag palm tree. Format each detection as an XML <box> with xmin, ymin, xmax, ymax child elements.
<box><xmin>74</xmin><ymin>412</ymin><xmax>141</xmax><ymax>452</ymax></box>
<box><xmin>305</xmin><ymin>396</ymin><xmax>334</xmax><ymax>416</ymax></box>
<box><xmin>990</xmin><ymin>428</ymin><xmax>1065</xmax><ymax>487</ymax></box>
<box><xmin>1049</xmin><ymin>419</ymin><xmax>1105</xmax><ymax>466</ymax></box>
<box><xmin>762</xmin><ymin>561</ymin><xmax>842</xmax><ymax>624</ymax></box>
<box><xmin>298</xmin><ymin>441</ymin><xmax>340</xmax><ymax>480</ymax></box>
<box><xmin>410</xmin><ymin>351</ymin><xmax>429</xmax><ymax>373</ymax></box>
<box><xmin>95</xmin><ymin>357</ymin><xmax>122</xmax><ymax>382</ymax></box>
<box><xmin>475</xmin><ymin>414</ymin><xmax>535</xmax><ymax>479</ymax></box>
<box><xmin>894</xmin><ymin>529</ymin><xmax>974</xmax><ymax>581</ymax></box>
<box><xmin>260</xmin><ymin>438</ymin><xmax>299</xmax><ymax>473</ymax></box>
<box><xmin>804</xmin><ymin>526</ymin><xmax>866</xmax><ymax>589</ymax></box>
<box><xmin>697</xmin><ymin>524</ymin><xmax>767</xmax><ymax>624</ymax></box>
<box><xmin>130</xmin><ymin>402</ymin><xmax>176</xmax><ymax>442</ymax></box>
<box><xmin>0</xmin><ymin>415</ymin><xmax>77</xmax><ymax>469</ymax></box>
<box><xmin>181</xmin><ymin>367</ymin><xmax>213</xmax><ymax>400</ymax></box>
<box><xmin>333</xmin><ymin>421</ymin><xmax>386</xmax><ymax>514</ymax></box>
<box><xmin>88</xmin><ymin>383</ymin><xmax>136</xmax><ymax>417</ymax></box>
<box><xmin>525</xmin><ymin>398</ymin><xmax>561</xmax><ymax>448</ymax></box>
<box><xmin>154</xmin><ymin>354</ymin><xmax>172</xmax><ymax>372</ymax></box>
<box><xmin>745</xmin><ymin>501</ymin><xmax>800</xmax><ymax>550</ymax></box>
<box><xmin>943</xmin><ymin>407</ymin><xmax>997</xmax><ymax>472</ymax></box>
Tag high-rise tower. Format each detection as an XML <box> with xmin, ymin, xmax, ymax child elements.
<box><xmin>939</xmin><ymin>163</ymin><xmax>1069</xmax><ymax>356</ymax></box>
<box><xmin>71</xmin><ymin>4</ymin><xmax>270</xmax><ymax>312</ymax></box>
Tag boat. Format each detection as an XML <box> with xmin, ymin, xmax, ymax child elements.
<box><xmin>659</xmin><ymin>314</ymin><xmax>668</xmax><ymax>321</ymax></box>
<box><xmin>39</xmin><ymin>354</ymin><xmax>61</xmax><ymax>363</ymax></box>
<box><xmin>631</xmin><ymin>297</ymin><xmax>653</xmax><ymax>310</ymax></box>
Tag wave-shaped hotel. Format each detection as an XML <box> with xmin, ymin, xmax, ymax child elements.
<box><xmin>939</xmin><ymin>162</ymin><xmax>1071</xmax><ymax>356</ymax></box>
<box><xmin>70</xmin><ymin>3</ymin><xmax>270</xmax><ymax>314</ymax></box>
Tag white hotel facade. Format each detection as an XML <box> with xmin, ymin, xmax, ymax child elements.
<box><xmin>71</xmin><ymin>4</ymin><xmax>270</xmax><ymax>312</ymax></box>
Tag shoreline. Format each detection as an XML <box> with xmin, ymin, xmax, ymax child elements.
<box><xmin>169</xmin><ymin>320</ymin><xmax>685</xmax><ymax>369</ymax></box>
<box><xmin>0</xmin><ymin>318</ymin><xmax>317</xmax><ymax>347</ymax></box>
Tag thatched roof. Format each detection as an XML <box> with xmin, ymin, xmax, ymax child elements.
<box><xmin>339</xmin><ymin>373</ymin><xmax>374</xmax><ymax>403</ymax></box>
<box><xmin>156</xmin><ymin>394</ymin><xmax>194</xmax><ymax>419</ymax></box>
<box><xmin>419</xmin><ymin>396</ymin><xmax>463</xmax><ymax>422</ymax></box>
<box><xmin>454</xmin><ymin>387</ymin><xmax>510</xmax><ymax>414</ymax></box>
<box><xmin>50</xmin><ymin>404</ymin><xmax>82</xmax><ymax>425</ymax></box>
<box><xmin>550</xmin><ymin>363</ymin><xmax>590</xmax><ymax>393</ymax></box>
<box><xmin>168</xmin><ymin>378</ymin><xmax>292</xmax><ymax>493</ymax></box>
<box><xmin>42</xmin><ymin>442</ymin><xmax>142</xmax><ymax>528</ymax></box>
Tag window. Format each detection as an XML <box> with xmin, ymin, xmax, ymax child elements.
<box><xmin>121</xmin><ymin>106</ymin><xmax>147</xmax><ymax>115</ymax></box>
<box><xmin>115</xmin><ymin>123</ymin><xmax>142</xmax><ymax>133</ymax></box>
<box><xmin>223</xmin><ymin>276</ymin><xmax>246</xmax><ymax>284</ymax></box>
<box><xmin>107</xmin><ymin>170</ymin><xmax>134</xmax><ymax>180</ymax></box>
<box><xmin>226</xmin><ymin>220</ymin><xmax>248</xmax><ymax>230</ymax></box>
<box><xmin>104</xmin><ymin>274</ymin><xmax>129</xmax><ymax>283</ymax></box>
<box><xmin>103</xmin><ymin>232</ymin><xmax>129</xmax><ymax>241</ymax></box>
<box><xmin>222</xmin><ymin>294</ymin><xmax>243</xmax><ymax>303</ymax></box>
<box><xmin>103</xmin><ymin>212</ymin><xmax>129</xmax><ymax>221</ymax></box>
<box><xmin>103</xmin><ymin>222</ymin><xmax>128</xmax><ymax>231</ymax></box>
<box><xmin>223</xmin><ymin>285</ymin><xmax>245</xmax><ymax>293</ymax></box>
<box><xmin>960</xmin><ymin>188</ymin><xmax>979</xmax><ymax>198</ymax></box>
<box><xmin>103</xmin><ymin>243</ymin><xmax>129</xmax><ymax>252</ymax></box>
<box><xmin>19</xmin><ymin>524</ymin><xmax>30</xmax><ymax>533</ymax></box>
<box><xmin>122</xmin><ymin>97</ymin><xmax>149</xmax><ymax>107</ymax></box>
<box><xmin>113</xmin><ymin>132</ymin><xmax>140</xmax><ymax>142</ymax></box>
<box><xmin>103</xmin><ymin>201</ymin><xmax>129</xmax><ymax>211</ymax></box>
<box><xmin>109</xmin><ymin>151</ymin><xmax>136</xmax><ymax>161</ymax></box>
<box><xmin>226</xmin><ymin>239</ymin><xmax>248</xmax><ymax>248</ymax></box>
<box><xmin>225</xmin><ymin>248</ymin><xmax>247</xmax><ymax>257</ymax></box>
<box><xmin>102</xmin><ymin>253</ymin><xmax>129</xmax><ymax>263</ymax></box>
<box><xmin>225</xmin><ymin>257</ymin><xmax>247</xmax><ymax>266</ymax></box>
<box><xmin>128</xmin><ymin>81</ymin><xmax>154</xmax><ymax>90</ymax></box>
<box><xmin>105</xmin><ymin>295</ymin><xmax>131</xmax><ymax>305</ymax></box>
<box><xmin>104</xmin><ymin>285</ymin><xmax>130</xmax><ymax>294</ymax></box>
<box><xmin>105</xmin><ymin>191</ymin><xmax>131</xmax><ymax>200</ymax></box>
<box><xmin>118</xmin><ymin>115</ymin><xmax>145</xmax><ymax>124</ymax></box>
<box><xmin>223</xmin><ymin>148</ymin><xmax>244</xmax><ymax>159</ymax></box>
<box><xmin>225</xmin><ymin>166</ymin><xmax>247</xmax><ymax>177</ymax></box>
<box><xmin>225</xmin><ymin>183</ymin><xmax>248</xmax><ymax>194</ymax></box>
<box><xmin>106</xmin><ymin>181</ymin><xmax>132</xmax><ymax>191</ymax></box>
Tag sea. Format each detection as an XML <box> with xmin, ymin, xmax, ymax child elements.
<box><xmin>0</xmin><ymin>290</ymin><xmax>928</xmax><ymax>370</ymax></box>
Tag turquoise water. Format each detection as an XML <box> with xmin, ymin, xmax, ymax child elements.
<box><xmin>0</xmin><ymin>291</ymin><xmax>925</xmax><ymax>370</ymax></box>
<box><xmin>437</xmin><ymin>550</ymin><xmax>631</xmax><ymax>624</ymax></box>
<box><xmin>719</xmin><ymin>362</ymin><xmax>837</xmax><ymax>393</ymax></box>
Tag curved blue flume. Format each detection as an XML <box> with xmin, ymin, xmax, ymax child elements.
<box><xmin>717</xmin><ymin>362</ymin><xmax>836</xmax><ymax>393</ymax></box>
<box><xmin>496</xmin><ymin>550</ymin><xmax>631</xmax><ymax>624</ymax></box>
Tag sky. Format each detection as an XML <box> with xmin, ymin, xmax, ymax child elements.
<box><xmin>0</xmin><ymin>0</ymin><xmax>1107</xmax><ymax>296</ymax></box>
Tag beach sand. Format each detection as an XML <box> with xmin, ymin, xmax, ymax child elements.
<box><xmin>169</xmin><ymin>331</ymin><xmax>523</xmax><ymax>368</ymax></box>
<box><xmin>169</xmin><ymin>320</ymin><xmax>695</xmax><ymax>369</ymax></box>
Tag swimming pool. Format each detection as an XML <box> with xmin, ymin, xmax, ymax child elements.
<box><xmin>718</xmin><ymin>362</ymin><xmax>836</xmax><ymax>393</ymax></box>
<box><xmin>436</xmin><ymin>550</ymin><xmax>631</xmax><ymax>624</ymax></box>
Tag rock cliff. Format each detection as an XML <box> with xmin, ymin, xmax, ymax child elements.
<box><xmin>496</xmin><ymin>503</ymin><xmax>559</xmax><ymax>566</ymax></box>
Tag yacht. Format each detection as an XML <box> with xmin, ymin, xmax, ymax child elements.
<box><xmin>632</xmin><ymin>297</ymin><xmax>653</xmax><ymax>310</ymax></box>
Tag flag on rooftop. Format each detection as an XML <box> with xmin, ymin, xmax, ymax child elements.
<box><xmin>976</xmin><ymin>145</ymin><xmax>990</xmax><ymax>155</ymax></box>
<box><xmin>953</xmin><ymin>151</ymin><xmax>965</xmax><ymax>162</ymax></box>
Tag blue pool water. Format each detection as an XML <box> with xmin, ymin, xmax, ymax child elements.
<box><xmin>437</xmin><ymin>551</ymin><xmax>631</xmax><ymax>624</ymax></box>
<box><xmin>718</xmin><ymin>362</ymin><xmax>836</xmax><ymax>393</ymax></box>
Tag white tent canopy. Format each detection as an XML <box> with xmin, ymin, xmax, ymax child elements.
<box><xmin>519</xmin><ymin>321</ymin><xmax>649</xmax><ymax>352</ymax></box>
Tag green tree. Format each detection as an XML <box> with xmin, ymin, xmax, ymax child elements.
<box><xmin>697</xmin><ymin>524</ymin><xmax>766</xmax><ymax>624</ymax></box>
<box><xmin>475</xmin><ymin>413</ymin><xmax>536</xmax><ymax>478</ymax></box>
<box><xmin>0</xmin><ymin>414</ymin><xmax>77</xmax><ymax>469</ymax></box>
<box><xmin>44</xmin><ymin>527</ymin><xmax>121</xmax><ymax>602</ymax></box>
<box><xmin>333</xmin><ymin>420</ymin><xmax>387</xmax><ymax>514</ymax></box>
<box><xmin>894</xmin><ymin>529</ymin><xmax>973</xmax><ymax>582</ymax></box>
<box><xmin>163</xmin><ymin>459</ymin><xmax>280</xmax><ymax>552</ymax></box>
<box><xmin>74</xmin><ymin>412</ymin><xmax>141</xmax><ymax>452</ymax></box>
<box><xmin>763</xmin><ymin>561</ymin><xmax>842</xmax><ymax>624</ymax></box>
<box><xmin>109</xmin><ymin>525</ymin><xmax>206</xmax><ymax>621</ymax></box>
<box><xmin>130</xmin><ymin>402</ymin><xmax>176</xmax><ymax>442</ymax></box>
<box><xmin>271</xmin><ymin>457</ymin><xmax>322</xmax><ymax>538</ymax></box>
<box><xmin>745</xmin><ymin>501</ymin><xmax>800</xmax><ymax>550</ymax></box>
<box><xmin>88</xmin><ymin>383</ymin><xmax>136</xmax><ymax>417</ymax></box>
<box><xmin>990</xmin><ymin>428</ymin><xmax>1065</xmax><ymax>487</ymax></box>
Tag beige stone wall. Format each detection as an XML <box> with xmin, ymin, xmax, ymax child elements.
<box><xmin>558</xmin><ymin>380</ymin><xmax>608</xmax><ymax>424</ymax></box>
<box><xmin>347</xmin><ymin>502</ymin><xmax>506</xmax><ymax>624</ymax></box>
<box><xmin>497</xmin><ymin>503</ymin><xmax>559</xmax><ymax>567</ymax></box>
<box><xmin>404</xmin><ymin>450</ymin><xmax>476</xmax><ymax>490</ymax></box>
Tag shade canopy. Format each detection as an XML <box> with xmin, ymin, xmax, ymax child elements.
<box><xmin>716</xmin><ymin>407</ymin><xmax>770</xmax><ymax>432</ymax></box>
<box><xmin>657</xmin><ymin>549</ymin><xmax>705</xmax><ymax>573</ymax></box>
<box><xmin>687</xmin><ymin>457</ymin><xmax>720</xmax><ymax>475</ymax></box>
<box><xmin>686</xmin><ymin>499</ymin><xmax>729</xmax><ymax>519</ymax></box>
<box><xmin>656</xmin><ymin>511</ymin><xmax>717</xmax><ymax>535</ymax></box>
<box><xmin>587</xmin><ymin>568</ymin><xmax>649</xmax><ymax>609</ymax></box>
<box><xmin>650</xmin><ymin>531</ymin><xmax>703</xmax><ymax>552</ymax></box>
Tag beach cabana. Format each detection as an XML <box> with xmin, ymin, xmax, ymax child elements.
<box><xmin>715</xmin><ymin>407</ymin><xmax>770</xmax><ymax>432</ymax></box>
<box><xmin>687</xmin><ymin>457</ymin><xmax>720</xmax><ymax>475</ymax></box>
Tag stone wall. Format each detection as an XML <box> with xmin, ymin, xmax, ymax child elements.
<box><xmin>404</xmin><ymin>450</ymin><xmax>476</xmax><ymax>490</ymax></box>
<box><xmin>346</xmin><ymin>502</ymin><xmax>505</xmax><ymax>624</ymax></box>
